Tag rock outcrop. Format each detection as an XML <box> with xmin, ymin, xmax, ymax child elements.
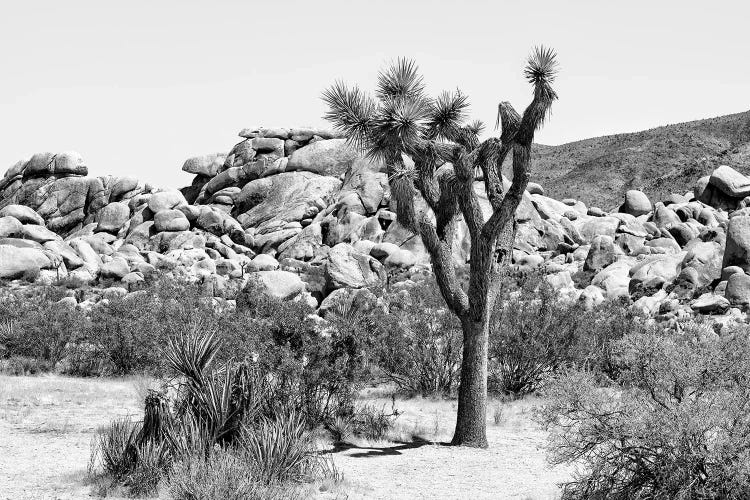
<box><xmin>2</xmin><ymin>125</ymin><xmax>750</xmax><ymax>331</ymax></box>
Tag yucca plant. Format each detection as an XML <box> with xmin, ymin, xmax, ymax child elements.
<box><xmin>323</xmin><ymin>47</ymin><xmax>559</xmax><ymax>447</ymax></box>
<box><xmin>92</xmin><ymin>417</ymin><xmax>140</xmax><ymax>481</ymax></box>
<box><xmin>243</xmin><ymin>412</ymin><xmax>320</xmax><ymax>484</ymax></box>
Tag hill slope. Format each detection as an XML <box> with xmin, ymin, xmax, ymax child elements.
<box><xmin>527</xmin><ymin>110</ymin><xmax>750</xmax><ymax>210</ymax></box>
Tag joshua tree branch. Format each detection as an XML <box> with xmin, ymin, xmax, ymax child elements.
<box><xmin>417</xmin><ymin>214</ymin><xmax>469</xmax><ymax>315</ymax></box>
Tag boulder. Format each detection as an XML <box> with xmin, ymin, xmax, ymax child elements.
<box><xmin>707</xmin><ymin>165</ymin><xmax>750</xmax><ymax>198</ymax></box>
<box><xmin>591</xmin><ymin>260</ymin><xmax>633</xmax><ymax>299</ymax></box>
<box><xmin>286</xmin><ymin>139</ymin><xmax>358</xmax><ymax>176</ymax></box>
<box><xmin>249</xmin><ymin>254</ymin><xmax>279</xmax><ymax>271</ymax></box>
<box><xmin>530</xmin><ymin>194</ymin><xmax>571</xmax><ymax>221</ymax></box>
<box><xmin>629</xmin><ymin>253</ymin><xmax>685</xmax><ymax>283</ymax></box>
<box><xmin>691</xmin><ymin>293</ymin><xmax>730</xmax><ymax>314</ymax></box>
<box><xmin>23</xmin><ymin>151</ymin><xmax>88</xmax><ymax>177</ymax></box>
<box><xmin>236</xmin><ymin>172</ymin><xmax>341</xmax><ymax>231</ymax></box>
<box><xmin>277</xmin><ymin>223</ymin><xmax>324</xmax><ymax>261</ymax></box>
<box><xmin>248</xmin><ymin>270</ymin><xmax>306</xmax><ymax>300</ymax></box>
<box><xmin>584</xmin><ymin>235</ymin><xmax>620</xmax><ymax>272</ymax></box>
<box><xmin>154</xmin><ymin>209</ymin><xmax>190</xmax><ymax>232</ymax></box>
<box><xmin>109</xmin><ymin>176</ymin><xmax>140</xmax><ymax>200</ymax></box>
<box><xmin>68</xmin><ymin>238</ymin><xmax>102</xmax><ymax>271</ymax></box>
<box><xmin>575</xmin><ymin>216</ymin><xmax>620</xmax><ymax>242</ymax></box>
<box><xmin>21</xmin><ymin>224</ymin><xmax>59</xmax><ymax>243</ymax></box>
<box><xmin>652</xmin><ymin>203</ymin><xmax>681</xmax><ymax>228</ymax></box>
<box><xmin>148</xmin><ymin>190</ymin><xmax>187</xmax><ymax>213</ymax></box>
<box><xmin>100</xmin><ymin>256</ymin><xmax>130</xmax><ymax>280</ymax></box>
<box><xmin>318</xmin><ymin>287</ymin><xmax>379</xmax><ymax>316</ymax></box>
<box><xmin>370</xmin><ymin>242</ymin><xmax>401</xmax><ymax>260</ymax></box>
<box><xmin>4</xmin><ymin>176</ymin><xmax>107</xmax><ymax>233</ymax></box>
<box><xmin>96</xmin><ymin>202</ymin><xmax>131</xmax><ymax>233</ymax></box>
<box><xmin>579</xmin><ymin>285</ymin><xmax>605</xmax><ymax>310</ymax></box>
<box><xmin>0</xmin><ymin>245</ymin><xmax>51</xmax><ymax>278</ymax></box>
<box><xmin>200</xmin><ymin>166</ymin><xmax>249</xmax><ymax>199</ymax></box>
<box><xmin>725</xmin><ymin>272</ymin><xmax>750</xmax><ymax>307</ymax></box>
<box><xmin>0</xmin><ymin>216</ymin><xmax>23</xmax><ymax>238</ymax></box>
<box><xmin>182</xmin><ymin>153</ymin><xmax>226</xmax><ymax>177</ymax></box>
<box><xmin>620</xmin><ymin>190</ymin><xmax>651</xmax><ymax>216</ymax></box>
<box><xmin>325</xmin><ymin>243</ymin><xmax>386</xmax><ymax>290</ymax></box>
<box><xmin>338</xmin><ymin>157</ymin><xmax>388</xmax><ymax>214</ymax></box>
<box><xmin>723</xmin><ymin>216</ymin><xmax>750</xmax><ymax>272</ymax></box>
<box><xmin>526</xmin><ymin>182</ymin><xmax>544</xmax><ymax>195</ymax></box>
<box><xmin>191</xmin><ymin>259</ymin><xmax>217</xmax><ymax>279</ymax></box>
<box><xmin>681</xmin><ymin>240</ymin><xmax>723</xmax><ymax>287</ymax></box>
<box><xmin>0</xmin><ymin>205</ymin><xmax>44</xmax><ymax>225</ymax></box>
<box><xmin>384</xmin><ymin>248</ymin><xmax>418</xmax><ymax>268</ymax></box>
<box><xmin>239</xmin><ymin>127</ymin><xmax>291</xmax><ymax>140</ymax></box>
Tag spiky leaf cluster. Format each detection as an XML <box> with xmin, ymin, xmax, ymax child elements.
<box><xmin>322</xmin><ymin>58</ymin><xmax>481</xmax><ymax>161</ymax></box>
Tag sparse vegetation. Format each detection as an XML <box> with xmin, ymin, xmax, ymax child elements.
<box><xmin>539</xmin><ymin>323</ymin><xmax>750</xmax><ymax>499</ymax></box>
<box><xmin>488</xmin><ymin>271</ymin><xmax>646</xmax><ymax>398</ymax></box>
<box><xmin>89</xmin><ymin>328</ymin><xmax>342</xmax><ymax>497</ymax></box>
<box><xmin>371</xmin><ymin>278</ymin><xmax>462</xmax><ymax>397</ymax></box>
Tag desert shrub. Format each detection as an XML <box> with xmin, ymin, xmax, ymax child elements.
<box><xmin>0</xmin><ymin>356</ymin><xmax>55</xmax><ymax>375</ymax></box>
<box><xmin>539</xmin><ymin>324</ymin><xmax>750</xmax><ymax>500</ymax></box>
<box><xmin>489</xmin><ymin>275</ymin><xmax>584</xmax><ymax>397</ymax></box>
<box><xmin>326</xmin><ymin>400</ymin><xmax>399</xmax><ymax>443</ymax></box>
<box><xmin>92</xmin><ymin>330</ymin><xmax>342</xmax><ymax>496</ymax></box>
<box><xmin>370</xmin><ymin>278</ymin><xmax>462</xmax><ymax>396</ymax></box>
<box><xmin>488</xmin><ymin>273</ymin><xmax>644</xmax><ymax>397</ymax></box>
<box><xmin>86</xmin><ymin>278</ymin><xmax>220</xmax><ymax>375</ymax></box>
<box><xmin>167</xmin><ymin>449</ymin><xmax>294</xmax><ymax>500</ymax></box>
<box><xmin>0</xmin><ymin>288</ymin><xmax>85</xmax><ymax>365</ymax></box>
<box><xmin>568</xmin><ymin>297</ymin><xmax>645</xmax><ymax>380</ymax></box>
<box><xmin>233</xmin><ymin>285</ymin><xmax>364</xmax><ymax>427</ymax></box>
<box><xmin>351</xmin><ymin>402</ymin><xmax>399</xmax><ymax>441</ymax></box>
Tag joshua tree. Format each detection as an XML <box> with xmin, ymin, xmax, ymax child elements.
<box><xmin>322</xmin><ymin>47</ymin><xmax>558</xmax><ymax>447</ymax></box>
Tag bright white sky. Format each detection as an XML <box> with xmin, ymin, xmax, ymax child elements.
<box><xmin>2</xmin><ymin>0</ymin><xmax>748</xmax><ymax>188</ymax></box>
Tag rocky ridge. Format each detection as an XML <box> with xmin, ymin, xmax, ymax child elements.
<box><xmin>2</xmin><ymin>125</ymin><xmax>750</xmax><ymax>329</ymax></box>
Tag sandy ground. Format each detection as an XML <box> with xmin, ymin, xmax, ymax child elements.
<box><xmin>0</xmin><ymin>376</ymin><xmax>568</xmax><ymax>500</ymax></box>
<box><xmin>327</xmin><ymin>394</ymin><xmax>569</xmax><ymax>500</ymax></box>
<box><xmin>0</xmin><ymin>375</ymin><xmax>145</xmax><ymax>500</ymax></box>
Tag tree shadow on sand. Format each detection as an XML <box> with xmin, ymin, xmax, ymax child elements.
<box><xmin>324</xmin><ymin>436</ymin><xmax>451</xmax><ymax>458</ymax></box>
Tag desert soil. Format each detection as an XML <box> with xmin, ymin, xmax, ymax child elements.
<box><xmin>0</xmin><ymin>375</ymin><xmax>569</xmax><ymax>500</ymax></box>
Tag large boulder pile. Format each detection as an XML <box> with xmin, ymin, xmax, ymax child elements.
<box><xmin>2</xmin><ymin>130</ymin><xmax>750</xmax><ymax>329</ymax></box>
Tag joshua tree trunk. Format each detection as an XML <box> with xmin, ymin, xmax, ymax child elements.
<box><xmin>452</xmin><ymin>314</ymin><xmax>491</xmax><ymax>446</ymax></box>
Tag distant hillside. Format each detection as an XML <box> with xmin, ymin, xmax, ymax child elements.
<box><xmin>526</xmin><ymin>110</ymin><xmax>750</xmax><ymax>210</ymax></box>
